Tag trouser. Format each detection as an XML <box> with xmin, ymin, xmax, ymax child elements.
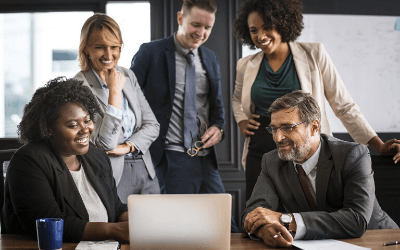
<box><xmin>117</xmin><ymin>155</ymin><xmax>160</xmax><ymax>204</ymax></box>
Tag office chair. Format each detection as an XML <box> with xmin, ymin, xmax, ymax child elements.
<box><xmin>0</xmin><ymin>149</ymin><xmax>17</xmax><ymax>221</ymax></box>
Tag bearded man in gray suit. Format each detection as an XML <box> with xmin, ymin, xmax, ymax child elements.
<box><xmin>243</xmin><ymin>90</ymin><xmax>398</xmax><ymax>248</ymax></box>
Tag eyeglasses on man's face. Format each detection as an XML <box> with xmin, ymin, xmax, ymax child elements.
<box><xmin>266</xmin><ymin>119</ymin><xmax>309</xmax><ymax>134</ymax></box>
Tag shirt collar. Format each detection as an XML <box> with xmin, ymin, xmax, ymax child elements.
<box><xmin>173</xmin><ymin>33</ymin><xmax>199</xmax><ymax>58</ymax></box>
<box><xmin>294</xmin><ymin>141</ymin><xmax>322</xmax><ymax>175</ymax></box>
<box><xmin>92</xmin><ymin>68</ymin><xmax>108</xmax><ymax>89</ymax></box>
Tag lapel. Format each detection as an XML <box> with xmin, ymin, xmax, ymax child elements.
<box><xmin>243</xmin><ymin>52</ymin><xmax>263</xmax><ymax>117</ymax></box>
<box><xmin>289</xmin><ymin>42</ymin><xmax>312</xmax><ymax>93</ymax></box>
<box><xmin>118</xmin><ymin>66</ymin><xmax>140</xmax><ymax>128</ymax></box>
<box><xmin>315</xmin><ymin>137</ymin><xmax>333</xmax><ymax>211</ymax></box>
<box><xmin>82</xmin><ymin>70</ymin><xmax>109</xmax><ymax>109</ymax></box>
<box><xmin>79</xmin><ymin>154</ymin><xmax>113</xmax><ymax>221</ymax></box>
<box><xmin>199</xmin><ymin>47</ymin><xmax>214</xmax><ymax>88</ymax></box>
<box><xmin>284</xmin><ymin>161</ymin><xmax>311</xmax><ymax>211</ymax></box>
<box><xmin>47</xmin><ymin>142</ymin><xmax>89</xmax><ymax>220</ymax></box>
<box><xmin>165</xmin><ymin>36</ymin><xmax>176</xmax><ymax>104</ymax></box>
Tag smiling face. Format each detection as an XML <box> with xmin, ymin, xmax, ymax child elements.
<box><xmin>84</xmin><ymin>29</ymin><xmax>121</xmax><ymax>75</ymax></box>
<box><xmin>49</xmin><ymin>102</ymin><xmax>94</xmax><ymax>161</ymax></box>
<box><xmin>176</xmin><ymin>6</ymin><xmax>215</xmax><ymax>50</ymax></box>
<box><xmin>247</xmin><ymin>12</ymin><xmax>286</xmax><ymax>56</ymax></box>
<box><xmin>270</xmin><ymin>108</ymin><xmax>315</xmax><ymax>163</ymax></box>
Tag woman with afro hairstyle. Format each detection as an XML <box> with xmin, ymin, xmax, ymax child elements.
<box><xmin>3</xmin><ymin>77</ymin><xmax>130</xmax><ymax>243</ymax></box>
<box><xmin>232</xmin><ymin>0</ymin><xmax>400</xmax><ymax>200</ymax></box>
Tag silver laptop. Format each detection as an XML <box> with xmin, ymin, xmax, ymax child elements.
<box><xmin>127</xmin><ymin>194</ymin><xmax>231</xmax><ymax>250</ymax></box>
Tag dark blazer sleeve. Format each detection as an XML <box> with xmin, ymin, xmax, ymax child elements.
<box><xmin>130</xmin><ymin>43</ymin><xmax>151</xmax><ymax>89</ymax></box>
<box><xmin>211</xmin><ymin>53</ymin><xmax>225</xmax><ymax>132</ymax></box>
<box><xmin>200</xmin><ymin>47</ymin><xmax>225</xmax><ymax>131</ymax></box>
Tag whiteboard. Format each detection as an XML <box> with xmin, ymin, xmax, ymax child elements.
<box><xmin>243</xmin><ymin>14</ymin><xmax>400</xmax><ymax>133</ymax></box>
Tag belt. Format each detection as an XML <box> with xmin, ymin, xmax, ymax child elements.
<box><xmin>164</xmin><ymin>144</ymin><xmax>211</xmax><ymax>157</ymax></box>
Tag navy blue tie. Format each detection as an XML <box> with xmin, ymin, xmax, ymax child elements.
<box><xmin>184</xmin><ymin>52</ymin><xmax>197</xmax><ymax>150</ymax></box>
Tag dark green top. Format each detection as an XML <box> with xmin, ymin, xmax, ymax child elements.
<box><xmin>251</xmin><ymin>52</ymin><xmax>301</xmax><ymax>116</ymax></box>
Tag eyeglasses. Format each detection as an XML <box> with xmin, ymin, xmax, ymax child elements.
<box><xmin>266</xmin><ymin>120</ymin><xmax>309</xmax><ymax>134</ymax></box>
<box><xmin>187</xmin><ymin>122</ymin><xmax>208</xmax><ymax>157</ymax></box>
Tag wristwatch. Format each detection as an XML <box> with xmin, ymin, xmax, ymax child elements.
<box><xmin>279</xmin><ymin>213</ymin><xmax>292</xmax><ymax>230</ymax></box>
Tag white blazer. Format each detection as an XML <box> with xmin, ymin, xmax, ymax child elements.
<box><xmin>232</xmin><ymin>42</ymin><xmax>376</xmax><ymax>168</ymax></box>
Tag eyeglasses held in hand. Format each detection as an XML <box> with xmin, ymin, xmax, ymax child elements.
<box><xmin>266</xmin><ymin>119</ymin><xmax>309</xmax><ymax>134</ymax></box>
<box><xmin>187</xmin><ymin>122</ymin><xmax>208</xmax><ymax>157</ymax></box>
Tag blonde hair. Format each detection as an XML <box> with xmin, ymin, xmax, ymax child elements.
<box><xmin>79</xmin><ymin>13</ymin><xmax>123</xmax><ymax>71</ymax></box>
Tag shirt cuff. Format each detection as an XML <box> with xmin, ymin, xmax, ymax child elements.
<box><xmin>293</xmin><ymin>213</ymin><xmax>306</xmax><ymax>240</ymax></box>
<box><xmin>106</xmin><ymin>104</ymin><xmax>123</xmax><ymax>119</ymax></box>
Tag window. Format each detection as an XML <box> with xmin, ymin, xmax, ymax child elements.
<box><xmin>106</xmin><ymin>2</ymin><xmax>151</xmax><ymax>68</ymax></box>
<box><xmin>0</xmin><ymin>2</ymin><xmax>151</xmax><ymax>138</ymax></box>
<box><xmin>0</xmin><ymin>11</ymin><xmax>93</xmax><ymax>137</ymax></box>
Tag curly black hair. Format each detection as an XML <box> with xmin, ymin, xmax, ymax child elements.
<box><xmin>18</xmin><ymin>77</ymin><xmax>101</xmax><ymax>144</ymax></box>
<box><xmin>234</xmin><ymin>0</ymin><xmax>304</xmax><ymax>49</ymax></box>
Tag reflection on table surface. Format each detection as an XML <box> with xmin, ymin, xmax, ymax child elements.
<box><xmin>1</xmin><ymin>230</ymin><xmax>399</xmax><ymax>250</ymax></box>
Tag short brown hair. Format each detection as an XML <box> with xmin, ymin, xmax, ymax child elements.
<box><xmin>268</xmin><ymin>91</ymin><xmax>321</xmax><ymax>133</ymax></box>
<box><xmin>181</xmin><ymin>0</ymin><xmax>217</xmax><ymax>16</ymax></box>
<box><xmin>79</xmin><ymin>13</ymin><xmax>123</xmax><ymax>71</ymax></box>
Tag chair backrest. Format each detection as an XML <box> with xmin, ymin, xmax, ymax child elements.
<box><xmin>0</xmin><ymin>149</ymin><xmax>17</xmax><ymax>215</ymax></box>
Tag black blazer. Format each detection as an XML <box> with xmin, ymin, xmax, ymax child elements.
<box><xmin>243</xmin><ymin>134</ymin><xmax>398</xmax><ymax>240</ymax></box>
<box><xmin>2</xmin><ymin>141</ymin><xmax>127</xmax><ymax>242</ymax></box>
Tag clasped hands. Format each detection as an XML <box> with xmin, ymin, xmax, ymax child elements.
<box><xmin>244</xmin><ymin>207</ymin><xmax>294</xmax><ymax>248</ymax></box>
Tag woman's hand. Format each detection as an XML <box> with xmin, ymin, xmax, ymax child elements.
<box><xmin>100</xmin><ymin>68</ymin><xmax>126</xmax><ymax>110</ymax></box>
<box><xmin>81</xmin><ymin>221</ymin><xmax>130</xmax><ymax>243</ymax></box>
<box><xmin>368</xmin><ymin>136</ymin><xmax>400</xmax><ymax>164</ymax></box>
<box><xmin>106</xmin><ymin>143</ymin><xmax>134</xmax><ymax>156</ymax></box>
<box><xmin>238</xmin><ymin>114</ymin><xmax>260</xmax><ymax>138</ymax></box>
<box><xmin>109</xmin><ymin>221</ymin><xmax>130</xmax><ymax>243</ymax></box>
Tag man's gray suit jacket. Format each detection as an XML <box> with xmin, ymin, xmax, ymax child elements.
<box><xmin>242</xmin><ymin>134</ymin><xmax>398</xmax><ymax>240</ymax></box>
<box><xmin>74</xmin><ymin>66</ymin><xmax>160</xmax><ymax>185</ymax></box>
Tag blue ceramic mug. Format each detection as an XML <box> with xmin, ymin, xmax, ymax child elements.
<box><xmin>36</xmin><ymin>218</ymin><xmax>64</xmax><ymax>250</ymax></box>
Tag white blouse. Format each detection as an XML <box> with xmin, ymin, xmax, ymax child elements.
<box><xmin>69</xmin><ymin>164</ymin><xmax>108</xmax><ymax>222</ymax></box>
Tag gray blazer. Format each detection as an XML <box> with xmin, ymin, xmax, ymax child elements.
<box><xmin>74</xmin><ymin>66</ymin><xmax>160</xmax><ymax>185</ymax></box>
<box><xmin>242</xmin><ymin>134</ymin><xmax>398</xmax><ymax>240</ymax></box>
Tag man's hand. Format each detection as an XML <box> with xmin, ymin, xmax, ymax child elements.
<box><xmin>245</xmin><ymin>207</ymin><xmax>293</xmax><ymax>248</ymax></box>
<box><xmin>201</xmin><ymin>126</ymin><xmax>222</xmax><ymax>148</ymax></box>
<box><xmin>238</xmin><ymin>114</ymin><xmax>260</xmax><ymax>138</ymax></box>
<box><xmin>244</xmin><ymin>207</ymin><xmax>282</xmax><ymax>234</ymax></box>
<box><xmin>256</xmin><ymin>224</ymin><xmax>293</xmax><ymax>248</ymax></box>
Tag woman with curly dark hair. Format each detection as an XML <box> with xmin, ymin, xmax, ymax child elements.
<box><xmin>3</xmin><ymin>77</ymin><xmax>129</xmax><ymax>243</ymax></box>
<box><xmin>232</xmin><ymin>0</ymin><xmax>400</xmax><ymax>200</ymax></box>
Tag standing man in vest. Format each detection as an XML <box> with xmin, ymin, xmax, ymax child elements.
<box><xmin>131</xmin><ymin>0</ymin><xmax>238</xmax><ymax>232</ymax></box>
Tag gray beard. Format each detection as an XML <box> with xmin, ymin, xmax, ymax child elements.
<box><xmin>277</xmin><ymin>131</ymin><xmax>311</xmax><ymax>162</ymax></box>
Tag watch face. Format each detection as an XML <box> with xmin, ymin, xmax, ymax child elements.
<box><xmin>281</xmin><ymin>214</ymin><xmax>292</xmax><ymax>224</ymax></box>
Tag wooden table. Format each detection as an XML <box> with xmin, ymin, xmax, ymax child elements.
<box><xmin>1</xmin><ymin>230</ymin><xmax>400</xmax><ymax>249</ymax></box>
